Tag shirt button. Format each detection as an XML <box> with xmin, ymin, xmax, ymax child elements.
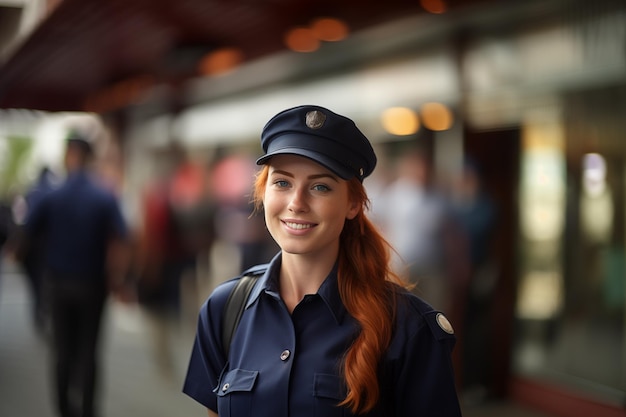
<box><xmin>280</xmin><ymin>350</ymin><xmax>291</xmax><ymax>361</ymax></box>
<box><xmin>222</xmin><ymin>383</ymin><xmax>230</xmax><ymax>392</ymax></box>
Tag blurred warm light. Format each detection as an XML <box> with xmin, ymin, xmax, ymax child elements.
<box><xmin>420</xmin><ymin>102</ymin><xmax>453</xmax><ymax>131</ymax></box>
<box><xmin>580</xmin><ymin>152</ymin><xmax>613</xmax><ymax>243</ymax></box>
<box><xmin>285</xmin><ymin>27</ymin><xmax>320</xmax><ymax>52</ymax></box>
<box><xmin>582</xmin><ymin>152</ymin><xmax>607</xmax><ymax>197</ymax></box>
<box><xmin>84</xmin><ymin>75</ymin><xmax>154</xmax><ymax>113</ymax></box>
<box><xmin>519</xmin><ymin>120</ymin><xmax>565</xmax><ymax>242</ymax></box>
<box><xmin>381</xmin><ymin>107</ymin><xmax>420</xmax><ymax>136</ymax></box>
<box><xmin>517</xmin><ymin>271</ymin><xmax>563</xmax><ymax>319</ymax></box>
<box><xmin>420</xmin><ymin>0</ymin><xmax>447</xmax><ymax>14</ymax></box>
<box><xmin>310</xmin><ymin>18</ymin><xmax>349</xmax><ymax>41</ymax></box>
<box><xmin>199</xmin><ymin>47</ymin><xmax>245</xmax><ymax>76</ymax></box>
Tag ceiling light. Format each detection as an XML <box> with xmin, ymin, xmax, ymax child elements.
<box><xmin>420</xmin><ymin>0</ymin><xmax>447</xmax><ymax>14</ymax></box>
<box><xmin>421</xmin><ymin>102</ymin><xmax>453</xmax><ymax>131</ymax></box>
<box><xmin>381</xmin><ymin>107</ymin><xmax>420</xmax><ymax>136</ymax></box>
<box><xmin>284</xmin><ymin>27</ymin><xmax>320</xmax><ymax>52</ymax></box>
<box><xmin>310</xmin><ymin>18</ymin><xmax>349</xmax><ymax>41</ymax></box>
<box><xmin>199</xmin><ymin>47</ymin><xmax>244</xmax><ymax>76</ymax></box>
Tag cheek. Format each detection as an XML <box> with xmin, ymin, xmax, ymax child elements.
<box><xmin>337</xmin><ymin>196</ymin><xmax>359</xmax><ymax>220</ymax></box>
<box><xmin>262</xmin><ymin>191</ymin><xmax>281</xmax><ymax>219</ymax></box>
<box><xmin>263</xmin><ymin>198</ymin><xmax>278</xmax><ymax>237</ymax></box>
<box><xmin>324</xmin><ymin>204</ymin><xmax>352</xmax><ymax>228</ymax></box>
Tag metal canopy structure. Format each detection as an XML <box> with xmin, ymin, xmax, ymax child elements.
<box><xmin>0</xmin><ymin>0</ymin><xmax>482</xmax><ymax>113</ymax></box>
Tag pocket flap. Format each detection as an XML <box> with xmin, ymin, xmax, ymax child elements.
<box><xmin>313</xmin><ymin>373</ymin><xmax>346</xmax><ymax>400</ymax></box>
<box><xmin>215</xmin><ymin>368</ymin><xmax>258</xmax><ymax>396</ymax></box>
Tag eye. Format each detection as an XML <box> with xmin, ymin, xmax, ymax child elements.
<box><xmin>273</xmin><ymin>179</ymin><xmax>290</xmax><ymax>188</ymax></box>
<box><xmin>312</xmin><ymin>183</ymin><xmax>331</xmax><ymax>192</ymax></box>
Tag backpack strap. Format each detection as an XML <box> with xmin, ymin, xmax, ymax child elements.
<box><xmin>221</xmin><ymin>272</ymin><xmax>262</xmax><ymax>356</ymax></box>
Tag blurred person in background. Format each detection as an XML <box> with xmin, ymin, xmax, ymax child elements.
<box><xmin>135</xmin><ymin>142</ymin><xmax>216</xmax><ymax>381</ymax></box>
<box><xmin>0</xmin><ymin>196</ymin><xmax>16</xmax><ymax>296</ymax></box>
<box><xmin>24</xmin><ymin>130</ymin><xmax>129</xmax><ymax>417</ymax></box>
<box><xmin>183</xmin><ymin>105</ymin><xmax>462</xmax><ymax>416</ymax></box>
<box><xmin>374</xmin><ymin>146</ymin><xmax>467</xmax><ymax>317</ymax></box>
<box><xmin>210</xmin><ymin>152</ymin><xmax>278</xmax><ymax>272</ymax></box>
<box><xmin>449</xmin><ymin>159</ymin><xmax>497</xmax><ymax>404</ymax></box>
<box><xmin>13</xmin><ymin>166</ymin><xmax>59</xmax><ymax>335</ymax></box>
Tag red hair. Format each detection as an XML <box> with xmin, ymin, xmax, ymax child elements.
<box><xmin>253</xmin><ymin>165</ymin><xmax>406</xmax><ymax>414</ymax></box>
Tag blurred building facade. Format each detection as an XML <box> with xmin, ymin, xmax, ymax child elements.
<box><xmin>0</xmin><ymin>1</ymin><xmax>625</xmax><ymax>416</ymax></box>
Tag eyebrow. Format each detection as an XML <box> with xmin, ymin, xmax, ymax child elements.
<box><xmin>270</xmin><ymin>169</ymin><xmax>340</xmax><ymax>183</ymax></box>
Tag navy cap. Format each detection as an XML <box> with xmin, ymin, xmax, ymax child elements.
<box><xmin>66</xmin><ymin>130</ymin><xmax>94</xmax><ymax>153</ymax></box>
<box><xmin>256</xmin><ymin>105</ymin><xmax>377</xmax><ymax>181</ymax></box>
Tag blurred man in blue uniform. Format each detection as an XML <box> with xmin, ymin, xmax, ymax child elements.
<box><xmin>25</xmin><ymin>131</ymin><xmax>129</xmax><ymax>417</ymax></box>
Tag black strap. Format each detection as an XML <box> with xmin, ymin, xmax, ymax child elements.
<box><xmin>221</xmin><ymin>274</ymin><xmax>259</xmax><ymax>355</ymax></box>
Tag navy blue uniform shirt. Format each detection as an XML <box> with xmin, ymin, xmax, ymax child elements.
<box><xmin>26</xmin><ymin>170</ymin><xmax>128</xmax><ymax>277</ymax></box>
<box><xmin>183</xmin><ymin>253</ymin><xmax>462</xmax><ymax>416</ymax></box>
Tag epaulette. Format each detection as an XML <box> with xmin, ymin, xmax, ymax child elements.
<box><xmin>424</xmin><ymin>310</ymin><xmax>456</xmax><ymax>341</ymax></box>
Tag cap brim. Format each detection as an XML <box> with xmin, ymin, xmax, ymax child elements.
<box><xmin>256</xmin><ymin>147</ymin><xmax>353</xmax><ymax>180</ymax></box>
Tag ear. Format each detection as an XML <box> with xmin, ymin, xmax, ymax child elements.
<box><xmin>345</xmin><ymin>199</ymin><xmax>360</xmax><ymax>220</ymax></box>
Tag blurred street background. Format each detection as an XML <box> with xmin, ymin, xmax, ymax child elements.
<box><xmin>1</xmin><ymin>1</ymin><xmax>626</xmax><ymax>416</ymax></box>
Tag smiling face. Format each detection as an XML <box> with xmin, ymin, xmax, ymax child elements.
<box><xmin>263</xmin><ymin>154</ymin><xmax>360</xmax><ymax>261</ymax></box>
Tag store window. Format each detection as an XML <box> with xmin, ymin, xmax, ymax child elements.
<box><xmin>514</xmin><ymin>87</ymin><xmax>626</xmax><ymax>407</ymax></box>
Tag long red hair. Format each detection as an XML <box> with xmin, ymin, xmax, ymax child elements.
<box><xmin>253</xmin><ymin>165</ymin><xmax>406</xmax><ymax>414</ymax></box>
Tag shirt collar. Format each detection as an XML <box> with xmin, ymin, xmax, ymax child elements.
<box><xmin>65</xmin><ymin>170</ymin><xmax>90</xmax><ymax>183</ymax></box>
<box><xmin>246</xmin><ymin>252</ymin><xmax>348</xmax><ymax>324</ymax></box>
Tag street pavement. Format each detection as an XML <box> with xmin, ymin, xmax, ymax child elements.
<box><xmin>0</xmin><ymin>255</ymin><xmax>552</xmax><ymax>417</ymax></box>
<box><xmin>0</xmin><ymin>257</ymin><xmax>205</xmax><ymax>417</ymax></box>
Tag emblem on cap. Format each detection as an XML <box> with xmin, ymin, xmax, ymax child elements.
<box><xmin>436</xmin><ymin>313</ymin><xmax>454</xmax><ymax>334</ymax></box>
<box><xmin>305</xmin><ymin>110</ymin><xmax>326</xmax><ymax>130</ymax></box>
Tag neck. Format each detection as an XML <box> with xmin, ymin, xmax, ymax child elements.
<box><xmin>279</xmin><ymin>252</ymin><xmax>337</xmax><ymax>312</ymax></box>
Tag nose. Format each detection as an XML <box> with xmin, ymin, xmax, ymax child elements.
<box><xmin>287</xmin><ymin>187</ymin><xmax>309</xmax><ymax>213</ymax></box>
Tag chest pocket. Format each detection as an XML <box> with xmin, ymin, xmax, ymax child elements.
<box><xmin>215</xmin><ymin>368</ymin><xmax>258</xmax><ymax>417</ymax></box>
<box><xmin>313</xmin><ymin>373</ymin><xmax>348</xmax><ymax>417</ymax></box>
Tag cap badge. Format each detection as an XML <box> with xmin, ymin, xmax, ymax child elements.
<box><xmin>436</xmin><ymin>313</ymin><xmax>454</xmax><ymax>334</ymax></box>
<box><xmin>305</xmin><ymin>110</ymin><xmax>326</xmax><ymax>130</ymax></box>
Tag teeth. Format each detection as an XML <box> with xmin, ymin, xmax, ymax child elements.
<box><xmin>285</xmin><ymin>221</ymin><xmax>312</xmax><ymax>230</ymax></box>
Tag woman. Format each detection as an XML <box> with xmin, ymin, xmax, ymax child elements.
<box><xmin>183</xmin><ymin>105</ymin><xmax>462</xmax><ymax>416</ymax></box>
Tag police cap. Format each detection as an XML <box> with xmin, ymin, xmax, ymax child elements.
<box><xmin>256</xmin><ymin>105</ymin><xmax>377</xmax><ymax>181</ymax></box>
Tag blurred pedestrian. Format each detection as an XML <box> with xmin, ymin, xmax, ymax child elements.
<box><xmin>0</xmin><ymin>201</ymin><xmax>10</xmax><ymax>250</ymax></box>
<box><xmin>375</xmin><ymin>147</ymin><xmax>463</xmax><ymax>315</ymax></box>
<box><xmin>135</xmin><ymin>143</ymin><xmax>216</xmax><ymax>381</ymax></box>
<box><xmin>14</xmin><ymin>166</ymin><xmax>59</xmax><ymax>335</ymax></box>
<box><xmin>450</xmin><ymin>159</ymin><xmax>497</xmax><ymax>403</ymax></box>
<box><xmin>183</xmin><ymin>105</ymin><xmax>462</xmax><ymax>416</ymax></box>
<box><xmin>210</xmin><ymin>152</ymin><xmax>278</xmax><ymax>271</ymax></box>
<box><xmin>24</xmin><ymin>130</ymin><xmax>129</xmax><ymax>417</ymax></box>
<box><xmin>0</xmin><ymin>197</ymin><xmax>15</xmax><ymax>296</ymax></box>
